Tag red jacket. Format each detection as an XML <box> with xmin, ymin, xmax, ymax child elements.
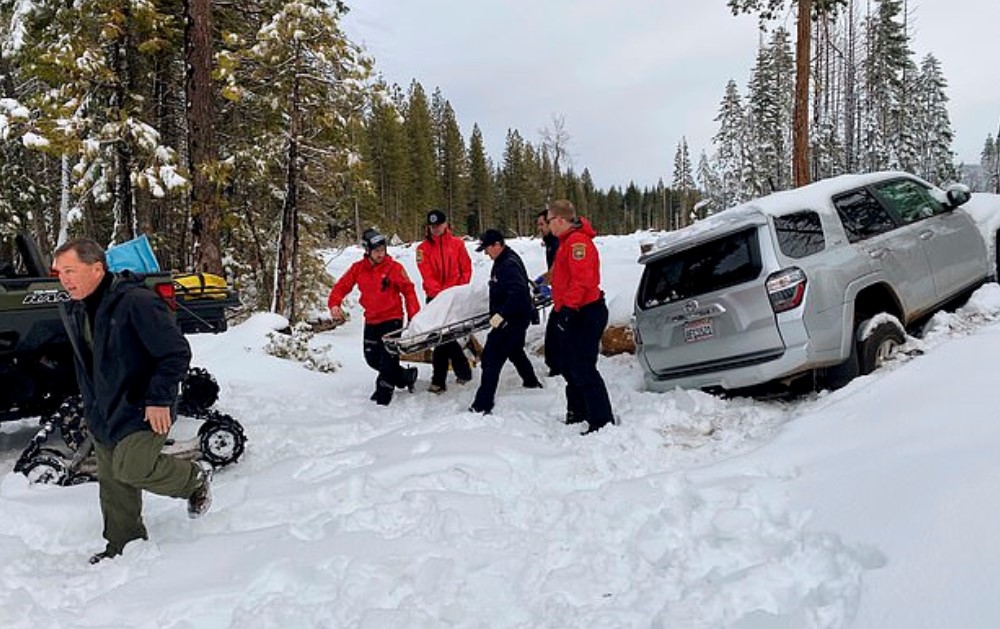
<box><xmin>551</xmin><ymin>217</ymin><xmax>603</xmax><ymax>311</ymax></box>
<box><xmin>327</xmin><ymin>255</ymin><xmax>419</xmax><ymax>325</ymax></box>
<box><xmin>416</xmin><ymin>229</ymin><xmax>471</xmax><ymax>299</ymax></box>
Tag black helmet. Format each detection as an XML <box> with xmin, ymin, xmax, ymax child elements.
<box><xmin>361</xmin><ymin>228</ymin><xmax>387</xmax><ymax>252</ymax></box>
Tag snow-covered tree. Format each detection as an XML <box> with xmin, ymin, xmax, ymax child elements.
<box><xmin>745</xmin><ymin>27</ymin><xmax>794</xmax><ymax>195</ymax></box>
<box><xmin>711</xmin><ymin>80</ymin><xmax>751</xmax><ymax>209</ymax></box>
<box><xmin>226</xmin><ymin>0</ymin><xmax>373</xmax><ymax>319</ymax></box>
<box><xmin>671</xmin><ymin>137</ymin><xmax>696</xmax><ymax>228</ymax></box>
<box><xmin>913</xmin><ymin>54</ymin><xmax>956</xmax><ymax>184</ymax></box>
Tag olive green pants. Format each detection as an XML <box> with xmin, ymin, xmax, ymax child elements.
<box><xmin>94</xmin><ymin>430</ymin><xmax>201</xmax><ymax>556</ymax></box>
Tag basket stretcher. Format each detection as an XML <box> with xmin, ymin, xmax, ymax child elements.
<box><xmin>383</xmin><ymin>293</ymin><xmax>551</xmax><ymax>356</ymax></box>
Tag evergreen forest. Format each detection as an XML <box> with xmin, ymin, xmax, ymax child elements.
<box><xmin>0</xmin><ymin>0</ymin><xmax>997</xmax><ymax>319</ymax></box>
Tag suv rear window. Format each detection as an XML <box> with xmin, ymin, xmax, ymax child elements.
<box><xmin>638</xmin><ymin>227</ymin><xmax>763</xmax><ymax>309</ymax></box>
<box><xmin>774</xmin><ymin>211</ymin><xmax>825</xmax><ymax>258</ymax></box>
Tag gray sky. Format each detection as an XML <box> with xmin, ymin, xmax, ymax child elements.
<box><xmin>344</xmin><ymin>0</ymin><xmax>999</xmax><ymax>190</ymax></box>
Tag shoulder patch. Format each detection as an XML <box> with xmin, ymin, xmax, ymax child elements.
<box><xmin>571</xmin><ymin>243</ymin><xmax>587</xmax><ymax>261</ymax></box>
<box><xmin>415</xmin><ymin>249</ymin><xmax>424</xmax><ymax>264</ymax></box>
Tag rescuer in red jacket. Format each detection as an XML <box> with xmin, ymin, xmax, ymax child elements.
<box><xmin>328</xmin><ymin>228</ymin><xmax>420</xmax><ymax>406</ymax></box>
<box><xmin>416</xmin><ymin>210</ymin><xmax>473</xmax><ymax>393</ymax></box>
<box><xmin>546</xmin><ymin>199</ymin><xmax>615</xmax><ymax>434</ymax></box>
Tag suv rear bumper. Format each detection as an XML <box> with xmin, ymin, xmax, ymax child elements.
<box><xmin>642</xmin><ymin>343</ymin><xmax>812</xmax><ymax>392</ymax></box>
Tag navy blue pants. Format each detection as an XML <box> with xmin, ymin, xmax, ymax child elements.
<box><xmin>471</xmin><ymin>322</ymin><xmax>538</xmax><ymax>412</ymax></box>
<box><xmin>431</xmin><ymin>339</ymin><xmax>472</xmax><ymax>387</ymax></box>
<box><xmin>363</xmin><ymin>319</ymin><xmax>410</xmax><ymax>405</ymax></box>
<box><xmin>555</xmin><ymin>299</ymin><xmax>614</xmax><ymax>428</ymax></box>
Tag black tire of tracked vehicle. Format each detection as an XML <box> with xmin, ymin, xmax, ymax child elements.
<box><xmin>56</xmin><ymin>396</ymin><xmax>88</xmax><ymax>451</ymax></box>
<box><xmin>180</xmin><ymin>367</ymin><xmax>220</xmax><ymax>415</ymax></box>
<box><xmin>858</xmin><ymin>319</ymin><xmax>905</xmax><ymax>376</ymax></box>
<box><xmin>22</xmin><ymin>452</ymin><xmax>69</xmax><ymax>485</ymax></box>
<box><xmin>197</xmin><ymin>413</ymin><xmax>246</xmax><ymax>467</ymax></box>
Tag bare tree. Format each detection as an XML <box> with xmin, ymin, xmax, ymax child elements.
<box><xmin>540</xmin><ymin>114</ymin><xmax>571</xmax><ymax>199</ymax></box>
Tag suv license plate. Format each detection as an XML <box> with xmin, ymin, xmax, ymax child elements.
<box><xmin>683</xmin><ymin>318</ymin><xmax>714</xmax><ymax>343</ymax></box>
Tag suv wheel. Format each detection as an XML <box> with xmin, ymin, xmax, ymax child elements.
<box><xmin>858</xmin><ymin>319</ymin><xmax>905</xmax><ymax>375</ymax></box>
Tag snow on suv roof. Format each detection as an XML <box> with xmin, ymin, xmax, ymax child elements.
<box><xmin>646</xmin><ymin>171</ymin><xmax>921</xmax><ymax>259</ymax></box>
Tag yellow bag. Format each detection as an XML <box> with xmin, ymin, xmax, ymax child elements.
<box><xmin>174</xmin><ymin>273</ymin><xmax>229</xmax><ymax>300</ymax></box>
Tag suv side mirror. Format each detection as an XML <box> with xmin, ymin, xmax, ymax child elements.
<box><xmin>945</xmin><ymin>183</ymin><xmax>972</xmax><ymax>208</ymax></box>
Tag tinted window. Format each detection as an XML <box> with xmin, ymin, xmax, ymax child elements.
<box><xmin>638</xmin><ymin>227</ymin><xmax>763</xmax><ymax>309</ymax></box>
<box><xmin>873</xmin><ymin>179</ymin><xmax>946</xmax><ymax>223</ymax></box>
<box><xmin>833</xmin><ymin>189</ymin><xmax>897</xmax><ymax>243</ymax></box>
<box><xmin>774</xmin><ymin>211</ymin><xmax>825</xmax><ymax>258</ymax></box>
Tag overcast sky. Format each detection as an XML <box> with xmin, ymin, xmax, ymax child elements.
<box><xmin>343</xmin><ymin>1</ymin><xmax>999</xmax><ymax>190</ymax></box>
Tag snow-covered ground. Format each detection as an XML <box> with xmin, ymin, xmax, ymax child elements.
<box><xmin>3</xmin><ymin>230</ymin><xmax>1000</xmax><ymax>628</ymax></box>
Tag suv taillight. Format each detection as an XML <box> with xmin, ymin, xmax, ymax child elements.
<box><xmin>766</xmin><ymin>267</ymin><xmax>807</xmax><ymax>313</ymax></box>
<box><xmin>153</xmin><ymin>282</ymin><xmax>177</xmax><ymax>311</ymax></box>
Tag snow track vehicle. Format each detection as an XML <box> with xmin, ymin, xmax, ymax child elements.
<box><xmin>1</xmin><ymin>232</ymin><xmax>246</xmax><ymax>484</ymax></box>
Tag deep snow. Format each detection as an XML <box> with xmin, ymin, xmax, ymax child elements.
<box><xmin>2</xmin><ymin>231</ymin><xmax>1000</xmax><ymax>628</ymax></box>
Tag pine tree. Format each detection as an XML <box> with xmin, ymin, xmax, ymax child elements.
<box><xmin>913</xmin><ymin>53</ymin><xmax>956</xmax><ymax>184</ymax></box>
<box><xmin>982</xmin><ymin>134</ymin><xmax>999</xmax><ymax>193</ymax></box>
<box><xmin>672</xmin><ymin>138</ymin><xmax>696</xmax><ymax>227</ymax></box>
<box><xmin>697</xmin><ymin>150</ymin><xmax>723</xmax><ymax>218</ymax></box>
<box><xmin>712</xmin><ymin>80</ymin><xmax>750</xmax><ymax>209</ymax></box>
<box><xmin>467</xmin><ymin>124</ymin><xmax>492</xmax><ymax>235</ymax></box>
<box><xmin>12</xmin><ymin>0</ymin><xmax>187</xmax><ymax>245</ymax></box>
<box><xmin>404</xmin><ymin>80</ymin><xmax>436</xmax><ymax>237</ymax></box>
<box><xmin>431</xmin><ymin>90</ymin><xmax>468</xmax><ymax>228</ymax></box>
<box><xmin>745</xmin><ymin>28</ymin><xmax>794</xmax><ymax>195</ymax></box>
<box><xmin>862</xmin><ymin>0</ymin><xmax>917</xmax><ymax>172</ymax></box>
<box><xmin>228</xmin><ymin>0</ymin><xmax>372</xmax><ymax>319</ymax></box>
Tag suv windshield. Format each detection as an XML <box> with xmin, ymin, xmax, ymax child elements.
<box><xmin>638</xmin><ymin>227</ymin><xmax>763</xmax><ymax>309</ymax></box>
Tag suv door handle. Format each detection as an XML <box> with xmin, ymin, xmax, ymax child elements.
<box><xmin>869</xmin><ymin>248</ymin><xmax>889</xmax><ymax>259</ymax></box>
<box><xmin>919</xmin><ymin>230</ymin><xmax>933</xmax><ymax>240</ymax></box>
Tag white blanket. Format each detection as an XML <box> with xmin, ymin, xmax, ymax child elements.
<box><xmin>402</xmin><ymin>284</ymin><xmax>490</xmax><ymax>338</ymax></box>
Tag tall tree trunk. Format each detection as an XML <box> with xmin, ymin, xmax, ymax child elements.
<box><xmin>793</xmin><ymin>0</ymin><xmax>812</xmax><ymax>187</ymax></box>
<box><xmin>58</xmin><ymin>154</ymin><xmax>71</xmax><ymax>245</ymax></box>
<box><xmin>185</xmin><ymin>0</ymin><xmax>223</xmax><ymax>274</ymax></box>
<box><xmin>110</xmin><ymin>14</ymin><xmax>135</xmax><ymax>245</ymax></box>
<box><xmin>272</xmin><ymin>54</ymin><xmax>301</xmax><ymax>319</ymax></box>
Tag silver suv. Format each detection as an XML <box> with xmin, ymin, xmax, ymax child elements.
<box><xmin>634</xmin><ymin>171</ymin><xmax>993</xmax><ymax>392</ymax></box>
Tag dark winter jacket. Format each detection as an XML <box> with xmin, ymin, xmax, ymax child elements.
<box><xmin>60</xmin><ymin>271</ymin><xmax>192</xmax><ymax>447</ymax></box>
<box><xmin>489</xmin><ymin>246</ymin><xmax>535</xmax><ymax>327</ymax></box>
<box><xmin>542</xmin><ymin>233</ymin><xmax>559</xmax><ymax>270</ymax></box>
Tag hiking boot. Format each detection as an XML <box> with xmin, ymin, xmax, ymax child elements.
<box><xmin>403</xmin><ymin>367</ymin><xmax>418</xmax><ymax>392</ymax></box>
<box><xmin>565</xmin><ymin>411</ymin><xmax>586</xmax><ymax>425</ymax></box>
<box><xmin>428</xmin><ymin>383</ymin><xmax>446</xmax><ymax>394</ymax></box>
<box><xmin>455</xmin><ymin>378</ymin><xmax>471</xmax><ymax>386</ymax></box>
<box><xmin>468</xmin><ymin>404</ymin><xmax>492</xmax><ymax>415</ymax></box>
<box><xmin>187</xmin><ymin>461</ymin><xmax>214</xmax><ymax>519</ymax></box>
<box><xmin>88</xmin><ymin>550</ymin><xmax>115</xmax><ymax>565</ymax></box>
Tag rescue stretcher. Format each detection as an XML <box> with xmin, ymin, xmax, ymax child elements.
<box><xmin>382</xmin><ymin>292</ymin><xmax>552</xmax><ymax>356</ymax></box>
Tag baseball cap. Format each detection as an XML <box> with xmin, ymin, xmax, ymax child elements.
<box><xmin>426</xmin><ymin>210</ymin><xmax>447</xmax><ymax>226</ymax></box>
<box><xmin>476</xmin><ymin>229</ymin><xmax>505</xmax><ymax>252</ymax></box>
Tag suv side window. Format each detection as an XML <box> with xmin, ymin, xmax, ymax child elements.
<box><xmin>833</xmin><ymin>189</ymin><xmax>898</xmax><ymax>243</ymax></box>
<box><xmin>774</xmin><ymin>211</ymin><xmax>825</xmax><ymax>258</ymax></box>
<box><xmin>873</xmin><ymin>179</ymin><xmax>946</xmax><ymax>223</ymax></box>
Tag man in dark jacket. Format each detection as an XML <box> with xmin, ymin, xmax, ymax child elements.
<box><xmin>54</xmin><ymin>238</ymin><xmax>211</xmax><ymax>564</ymax></box>
<box><xmin>536</xmin><ymin>209</ymin><xmax>560</xmax><ymax>377</ymax></box>
<box><xmin>469</xmin><ymin>230</ymin><xmax>542</xmax><ymax>414</ymax></box>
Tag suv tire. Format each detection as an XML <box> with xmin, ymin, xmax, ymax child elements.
<box><xmin>858</xmin><ymin>319</ymin><xmax>905</xmax><ymax>375</ymax></box>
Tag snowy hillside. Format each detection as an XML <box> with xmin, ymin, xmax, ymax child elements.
<box><xmin>3</xmin><ymin>232</ymin><xmax>1000</xmax><ymax>628</ymax></box>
